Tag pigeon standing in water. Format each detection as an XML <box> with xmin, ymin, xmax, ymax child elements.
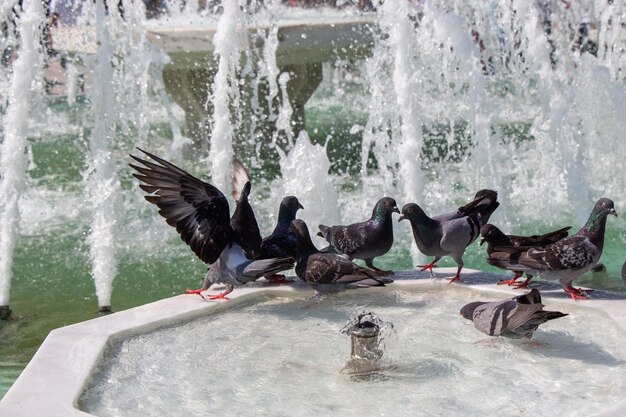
<box><xmin>129</xmin><ymin>149</ymin><xmax>294</xmax><ymax>300</ymax></box>
<box><xmin>291</xmin><ymin>219</ymin><xmax>392</xmax><ymax>294</ymax></box>
<box><xmin>486</xmin><ymin>198</ymin><xmax>617</xmax><ymax>300</ymax></box>
<box><xmin>317</xmin><ymin>197</ymin><xmax>400</xmax><ymax>274</ymax></box>
<box><xmin>398</xmin><ymin>191</ymin><xmax>500</xmax><ymax>283</ymax></box>
<box><xmin>480</xmin><ymin>224</ymin><xmax>571</xmax><ymax>288</ymax></box>
<box><xmin>460</xmin><ymin>289</ymin><xmax>568</xmax><ymax>339</ymax></box>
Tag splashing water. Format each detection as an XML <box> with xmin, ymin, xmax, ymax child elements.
<box><xmin>82</xmin><ymin>0</ymin><xmax>119</xmax><ymax>311</ymax></box>
<box><xmin>0</xmin><ymin>1</ymin><xmax>45</xmax><ymax>310</ymax></box>
<box><xmin>77</xmin><ymin>288</ymin><xmax>626</xmax><ymax>417</ymax></box>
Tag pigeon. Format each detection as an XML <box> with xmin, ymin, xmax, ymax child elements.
<box><xmin>398</xmin><ymin>192</ymin><xmax>500</xmax><ymax>283</ymax></box>
<box><xmin>259</xmin><ymin>195</ymin><xmax>304</xmax><ymax>260</ymax></box>
<box><xmin>129</xmin><ymin>149</ymin><xmax>294</xmax><ymax>300</ymax></box>
<box><xmin>290</xmin><ymin>219</ymin><xmax>393</xmax><ymax>294</ymax></box>
<box><xmin>480</xmin><ymin>223</ymin><xmax>571</xmax><ymax>288</ymax></box>
<box><xmin>229</xmin><ymin>157</ymin><xmax>304</xmax><ymax>262</ymax></box>
<box><xmin>460</xmin><ymin>288</ymin><xmax>568</xmax><ymax>339</ymax></box>
<box><xmin>199</xmin><ymin>243</ymin><xmax>295</xmax><ymax>299</ymax></box>
<box><xmin>486</xmin><ymin>198</ymin><xmax>617</xmax><ymax>300</ymax></box>
<box><xmin>622</xmin><ymin>260</ymin><xmax>626</xmax><ymax>287</ymax></box>
<box><xmin>317</xmin><ymin>197</ymin><xmax>400</xmax><ymax>274</ymax></box>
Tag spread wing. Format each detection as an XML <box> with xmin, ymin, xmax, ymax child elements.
<box><xmin>130</xmin><ymin>148</ymin><xmax>231</xmax><ymax>264</ymax></box>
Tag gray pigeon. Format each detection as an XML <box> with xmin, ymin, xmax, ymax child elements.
<box><xmin>398</xmin><ymin>193</ymin><xmax>499</xmax><ymax>283</ymax></box>
<box><xmin>317</xmin><ymin>197</ymin><xmax>400</xmax><ymax>274</ymax></box>
<box><xmin>487</xmin><ymin>198</ymin><xmax>616</xmax><ymax>300</ymax></box>
<box><xmin>291</xmin><ymin>219</ymin><xmax>393</xmax><ymax>294</ymax></box>
<box><xmin>230</xmin><ymin>157</ymin><xmax>303</xmax><ymax>270</ymax></box>
<box><xmin>129</xmin><ymin>149</ymin><xmax>294</xmax><ymax>300</ymax></box>
<box><xmin>460</xmin><ymin>289</ymin><xmax>568</xmax><ymax>339</ymax></box>
<box><xmin>480</xmin><ymin>223</ymin><xmax>571</xmax><ymax>288</ymax></box>
<box><xmin>200</xmin><ymin>243</ymin><xmax>294</xmax><ymax>299</ymax></box>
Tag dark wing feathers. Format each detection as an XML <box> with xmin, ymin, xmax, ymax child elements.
<box><xmin>325</xmin><ymin>224</ymin><xmax>368</xmax><ymax>256</ymax></box>
<box><xmin>130</xmin><ymin>149</ymin><xmax>231</xmax><ymax>264</ymax></box>
<box><xmin>514</xmin><ymin>288</ymin><xmax>542</xmax><ymax>305</ymax></box>
<box><xmin>488</xmin><ymin>234</ymin><xmax>595</xmax><ymax>273</ymax></box>
<box><xmin>526</xmin><ymin>236</ymin><xmax>595</xmax><ymax>270</ymax></box>
<box><xmin>305</xmin><ymin>253</ymin><xmax>382</xmax><ymax>285</ymax></box>
<box><xmin>306</xmin><ymin>254</ymin><xmax>356</xmax><ymax>284</ymax></box>
<box><xmin>509</xmin><ymin>226</ymin><xmax>571</xmax><ymax>247</ymax></box>
<box><xmin>505</xmin><ymin>310</ymin><xmax>568</xmax><ymax>339</ymax></box>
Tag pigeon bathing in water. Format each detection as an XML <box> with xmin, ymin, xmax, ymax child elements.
<box><xmin>460</xmin><ymin>289</ymin><xmax>568</xmax><ymax>339</ymax></box>
<box><xmin>317</xmin><ymin>197</ymin><xmax>400</xmax><ymax>274</ymax></box>
<box><xmin>291</xmin><ymin>219</ymin><xmax>393</xmax><ymax>294</ymax></box>
<box><xmin>480</xmin><ymin>224</ymin><xmax>571</xmax><ymax>289</ymax></box>
<box><xmin>129</xmin><ymin>149</ymin><xmax>295</xmax><ymax>300</ymax></box>
<box><xmin>486</xmin><ymin>198</ymin><xmax>617</xmax><ymax>300</ymax></box>
<box><xmin>398</xmin><ymin>190</ymin><xmax>500</xmax><ymax>283</ymax></box>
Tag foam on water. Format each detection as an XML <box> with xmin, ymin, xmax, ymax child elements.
<box><xmin>79</xmin><ymin>286</ymin><xmax>626</xmax><ymax>417</ymax></box>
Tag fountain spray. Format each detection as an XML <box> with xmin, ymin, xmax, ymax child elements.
<box><xmin>209</xmin><ymin>0</ymin><xmax>246</xmax><ymax>192</ymax></box>
<box><xmin>83</xmin><ymin>0</ymin><xmax>121</xmax><ymax>313</ymax></box>
<box><xmin>0</xmin><ymin>1</ymin><xmax>46</xmax><ymax>319</ymax></box>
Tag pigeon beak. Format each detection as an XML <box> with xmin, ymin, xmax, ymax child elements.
<box><xmin>398</xmin><ymin>215</ymin><xmax>406</xmax><ymax>222</ymax></box>
<box><xmin>479</xmin><ymin>237</ymin><xmax>485</xmax><ymax>246</ymax></box>
<box><xmin>298</xmin><ymin>203</ymin><xmax>304</xmax><ymax>210</ymax></box>
<box><xmin>393</xmin><ymin>206</ymin><xmax>400</xmax><ymax>214</ymax></box>
<box><xmin>609</xmin><ymin>208</ymin><xmax>617</xmax><ymax>217</ymax></box>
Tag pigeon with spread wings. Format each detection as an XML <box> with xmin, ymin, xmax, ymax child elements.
<box><xmin>130</xmin><ymin>149</ymin><xmax>294</xmax><ymax>300</ymax></box>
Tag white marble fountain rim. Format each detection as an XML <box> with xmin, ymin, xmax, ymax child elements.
<box><xmin>1</xmin><ymin>268</ymin><xmax>625</xmax><ymax>417</ymax></box>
